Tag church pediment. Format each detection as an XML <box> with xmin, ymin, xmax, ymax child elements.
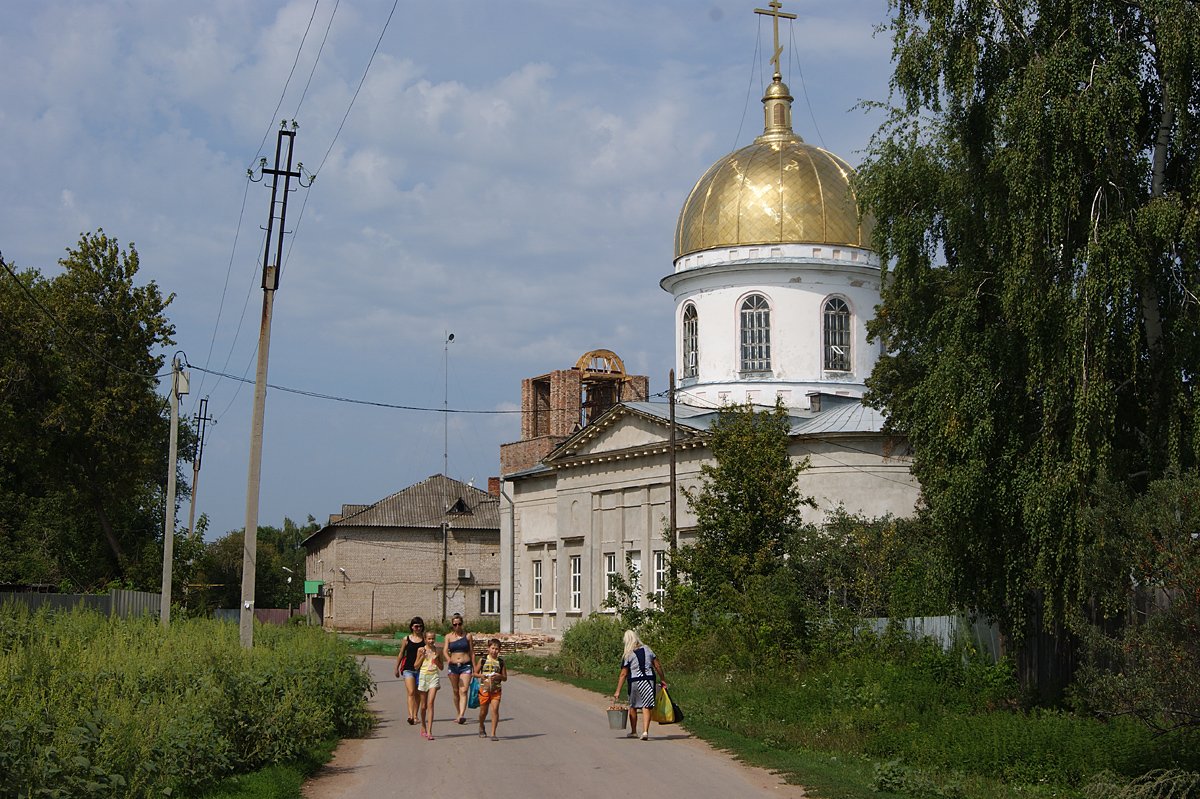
<box><xmin>545</xmin><ymin>403</ymin><xmax>706</xmax><ymax>466</ymax></box>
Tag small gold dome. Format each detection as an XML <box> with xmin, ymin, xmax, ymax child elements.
<box><xmin>674</xmin><ymin>77</ymin><xmax>874</xmax><ymax>259</ymax></box>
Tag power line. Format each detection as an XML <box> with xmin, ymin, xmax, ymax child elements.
<box><xmin>189</xmin><ymin>362</ymin><xmax>520</xmax><ymax>414</ymax></box>
<box><xmin>248</xmin><ymin>0</ymin><xmax>322</xmax><ymax>170</ymax></box>
<box><xmin>191</xmin><ymin>176</ymin><xmax>254</xmax><ymax>414</ymax></box>
<box><xmin>293</xmin><ymin>0</ymin><xmax>341</xmax><ymax>119</ymax></box>
<box><xmin>314</xmin><ymin>0</ymin><xmax>399</xmax><ymax>175</ymax></box>
<box><xmin>788</xmin><ymin>23</ymin><xmax>825</xmax><ymax>149</ymax></box>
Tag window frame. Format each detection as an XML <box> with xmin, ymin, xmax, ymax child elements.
<box><xmin>532</xmin><ymin>559</ymin><xmax>543</xmax><ymax>611</ymax></box>
<box><xmin>823</xmin><ymin>296</ymin><xmax>852</xmax><ymax>372</ymax></box>
<box><xmin>569</xmin><ymin>555</ymin><xmax>582</xmax><ymax>612</ymax></box>
<box><xmin>682</xmin><ymin>303</ymin><xmax>699</xmax><ymax>379</ymax></box>
<box><xmin>479</xmin><ymin>588</ymin><xmax>500</xmax><ymax>615</ymax></box>
<box><xmin>739</xmin><ymin>293</ymin><xmax>772</xmax><ymax>372</ymax></box>
<box><xmin>604</xmin><ymin>553</ymin><xmax>618</xmax><ymax>606</ymax></box>
<box><xmin>653</xmin><ymin>551</ymin><xmax>668</xmax><ymax>604</ymax></box>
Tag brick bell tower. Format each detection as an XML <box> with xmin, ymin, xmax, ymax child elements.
<box><xmin>500</xmin><ymin>349</ymin><xmax>649</xmax><ymax>476</ymax></box>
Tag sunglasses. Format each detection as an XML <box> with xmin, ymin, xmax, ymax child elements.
<box><xmin>452</xmin><ymin>620</ymin><xmax>462</xmax><ymax>625</ymax></box>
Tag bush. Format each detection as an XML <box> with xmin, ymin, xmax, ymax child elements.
<box><xmin>0</xmin><ymin>603</ymin><xmax>374</xmax><ymax>798</ymax></box>
<box><xmin>558</xmin><ymin>614</ymin><xmax>625</xmax><ymax>679</ymax></box>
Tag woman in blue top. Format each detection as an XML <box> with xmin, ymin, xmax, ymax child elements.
<box><xmin>613</xmin><ymin>629</ymin><xmax>666</xmax><ymax>740</ymax></box>
<box><xmin>441</xmin><ymin>612</ymin><xmax>476</xmax><ymax>724</ymax></box>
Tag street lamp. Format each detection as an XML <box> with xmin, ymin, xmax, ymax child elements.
<box><xmin>281</xmin><ymin>566</ymin><xmax>293</xmax><ymax>618</ymax></box>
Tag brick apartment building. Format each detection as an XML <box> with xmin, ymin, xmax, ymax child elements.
<box><xmin>302</xmin><ymin>474</ymin><xmax>500</xmax><ymax>631</ymax></box>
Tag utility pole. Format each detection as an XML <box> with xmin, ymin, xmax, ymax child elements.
<box><xmin>160</xmin><ymin>355</ymin><xmax>189</xmax><ymax>627</ymax></box>
<box><xmin>240</xmin><ymin>121</ymin><xmax>308</xmax><ymax>649</ymax></box>
<box><xmin>186</xmin><ymin>396</ymin><xmax>212</xmax><ymax>537</ymax></box>
<box><xmin>668</xmin><ymin>368</ymin><xmax>677</xmax><ymax>582</ymax></box>
<box><xmin>442</xmin><ymin>332</ymin><xmax>453</xmax><ymax>623</ymax></box>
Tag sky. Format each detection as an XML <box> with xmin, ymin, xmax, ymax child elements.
<box><xmin>0</xmin><ymin>0</ymin><xmax>896</xmax><ymax>540</ymax></box>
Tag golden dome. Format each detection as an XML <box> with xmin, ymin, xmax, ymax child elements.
<box><xmin>674</xmin><ymin>77</ymin><xmax>874</xmax><ymax>259</ymax></box>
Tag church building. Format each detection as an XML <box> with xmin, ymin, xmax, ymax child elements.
<box><xmin>497</xmin><ymin>5</ymin><xmax>921</xmax><ymax>635</ymax></box>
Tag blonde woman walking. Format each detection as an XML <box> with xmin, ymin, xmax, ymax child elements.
<box><xmin>613</xmin><ymin>629</ymin><xmax>666</xmax><ymax>740</ymax></box>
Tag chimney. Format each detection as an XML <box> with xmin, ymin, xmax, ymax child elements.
<box><xmin>488</xmin><ymin>476</ymin><xmax>501</xmax><ymax>496</ymax></box>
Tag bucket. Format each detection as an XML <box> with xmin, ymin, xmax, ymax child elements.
<box><xmin>606</xmin><ymin>708</ymin><xmax>628</xmax><ymax>730</ymax></box>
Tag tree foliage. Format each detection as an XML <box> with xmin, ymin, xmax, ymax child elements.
<box><xmin>0</xmin><ymin>232</ymin><xmax>179</xmax><ymax>589</ymax></box>
<box><xmin>192</xmin><ymin>517</ymin><xmax>315</xmax><ymax>614</ymax></box>
<box><xmin>661</xmin><ymin>402</ymin><xmax>815</xmax><ymax>670</ymax></box>
<box><xmin>1072</xmin><ymin>473</ymin><xmax>1200</xmax><ymax>734</ymax></box>
<box><xmin>859</xmin><ymin>0</ymin><xmax>1200</xmax><ymax>636</ymax></box>
<box><xmin>678</xmin><ymin>401</ymin><xmax>813</xmax><ymax>597</ymax></box>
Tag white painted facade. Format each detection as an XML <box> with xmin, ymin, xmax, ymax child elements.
<box><xmin>662</xmin><ymin>245</ymin><xmax>882</xmax><ymax>408</ymax></box>
<box><xmin>501</xmin><ymin>403</ymin><xmax>920</xmax><ymax>635</ymax></box>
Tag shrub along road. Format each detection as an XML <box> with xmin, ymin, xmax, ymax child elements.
<box><xmin>303</xmin><ymin>655</ymin><xmax>806</xmax><ymax>798</ymax></box>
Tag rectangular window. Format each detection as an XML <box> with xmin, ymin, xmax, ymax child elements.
<box><xmin>569</xmin><ymin>555</ymin><xmax>582</xmax><ymax>611</ymax></box>
<box><xmin>479</xmin><ymin>589</ymin><xmax>500</xmax><ymax>615</ymax></box>
<box><xmin>604</xmin><ymin>553</ymin><xmax>618</xmax><ymax>605</ymax></box>
<box><xmin>551</xmin><ymin>558</ymin><xmax>558</xmax><ymax>611</ymax></box>
<box><xmin>654</xmin><ymin>551</ymin><xmax>668</xmax><ymax>604</ymax></box>
<box><xmin>629</xmin><ymin>551</ymin><xmax>642</xmax><ymax>609</ymax></box>
<box><xmin>535</xmin><ymin>559</ymin><xmax>544</xmax><ymax>609</ymax></box>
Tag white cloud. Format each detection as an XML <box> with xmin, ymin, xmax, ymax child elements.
<box><xmin>0</xmin><ymin>0</ymin><xmax>895</xmax><ymax>536</ymax></box>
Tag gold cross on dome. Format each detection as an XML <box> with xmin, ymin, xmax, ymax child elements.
<box><xmin>754</xmin><ymin>0</ymin><xmax>797</xmax><ymax>78</ymax></box>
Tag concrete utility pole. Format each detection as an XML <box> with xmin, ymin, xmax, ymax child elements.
<box><xmin>160</xmin><ymin>355</ymin><xmax>189</xmax><ymax>627</ymax></box>
<box><xmin>441</xmin><ymin>332</ymin><xmax>453</xmax><ymax>624</ymax></box>
<box><xmin>240</xmin><ymin>122</ymin><xmax>307</xmax><ymax>649</ymax></box>
<box><xmin>668</xmin><ymin>368</ymin><xmax>677</xmax><ymax>581</ymax></box>
<box><xmin>186</xmin><ymin>396</ymin><xmax>212</xmax><ymax>537</ymax></box>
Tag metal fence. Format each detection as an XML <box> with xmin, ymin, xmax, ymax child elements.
<box><xmin>0</xmin><ymin>589</ymin><xmax>161</xmax><ymax>620</ymax></box>
<box><xmin>862</xmin><ymin>614</ymin><xmax>1003</xmax><ymax>662</ymax></box>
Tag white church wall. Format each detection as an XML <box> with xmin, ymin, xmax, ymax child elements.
<box><xmin>791</xmin><ymin>436</ymin><xmax>920</xmax><ymax>522</ymax></box>
<box><xmin>666</xmin><ymin>260</ymin><xmax>882</xmax><ymax>408</ymax></box>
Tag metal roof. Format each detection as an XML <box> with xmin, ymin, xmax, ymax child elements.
<box><xmin>308</xmin><ymin>474</ymin><xmax>499</xmax><ymax>542</ymax></box>
<box><xmin>521</xmin><ymin>394</ymin><xmax>887</xmax><ymax>478</ymax></box>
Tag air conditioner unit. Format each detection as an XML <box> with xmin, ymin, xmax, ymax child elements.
<box><xmin>457</xmin><ymin>568</ymin><xmax>473</xmax><ymax>581</ymax></box>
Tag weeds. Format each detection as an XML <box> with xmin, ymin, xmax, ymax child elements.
<box><xmin>0</xmin><ymin>603</ymin><xmax>373</xmax><ymax>799</ymax></box>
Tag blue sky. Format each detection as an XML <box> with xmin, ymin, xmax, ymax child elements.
<box><xmin>0</xmin><ymin>1</ymin><xmax>895</xmax><ymax>539</ymax></box>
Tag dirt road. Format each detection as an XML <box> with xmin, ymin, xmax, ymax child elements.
<box><xmin>303</xmin><ymin>655</ymin><xmax>805</xmax><ymax>798</ymax></box>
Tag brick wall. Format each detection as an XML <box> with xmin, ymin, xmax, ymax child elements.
<box><xmin>500</xmin><ymin>435</ymin><xmax>568</xmax><ymax>476</ymax></box>
<box><xmin>317</xmin><ymin>526</ymin><xmax>500</xmax><ymax>631</ymax></box>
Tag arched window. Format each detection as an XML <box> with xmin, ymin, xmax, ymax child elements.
<box><xmin>682</xmin><ymin>304</ymin><xmax>699</xmax><ymax>379</ymax></box>
<box><xmin>739</xmin><ymin>294</ymin><xmax>771</xmax><ymax>372</ymax></box>
<box><xmin>823</xmin><ymin>297</ymin><xmax>851</xmax><ymax>371</ymax></box>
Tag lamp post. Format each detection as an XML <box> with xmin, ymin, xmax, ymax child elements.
<box><xmin>282</xmin><ymin>566</ymin><xmax>293</xmax><ymax>619</ymax></box>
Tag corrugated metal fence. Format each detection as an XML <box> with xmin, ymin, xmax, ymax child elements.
<box><xmin>0</xmin><ymin>589</ymin><xmax>161</xmax><ymax>619</ymax></box>
<box><xmin>862</xmin><ymin>614</ymin><xmax>1003</xmax><ymax>662</ymax></box>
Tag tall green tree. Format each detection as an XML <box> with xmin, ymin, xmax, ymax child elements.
<box><xmin>193</xmin><ymin>516</ymin><xmax>315</xmax><ymax>614</ymax></box>
<box><xmin>0</xmin><ymin>231</ymin><xmax>178</xmax><ymax>588</ymax></box>
<box><xmin>679</xmin><ymin>401</ymin><xmax>813</xmax><ymax>597</ymax></box>
<box><xmin>664</xmin><ymin>401</ymin><xmax>815</xmax><ymax>669</ymax></box>
<box><xmin>858</xmin><ymin>0</ymin><xmax>1200</xmax><ymax>637</ymax></box>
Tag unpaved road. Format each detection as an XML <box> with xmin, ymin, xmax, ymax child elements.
<box><xmin>304</xmin><ymin>655</ymin><xmax>806</xmax><ymax>798</ymax></box>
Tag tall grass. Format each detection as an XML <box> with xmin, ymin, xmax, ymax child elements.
<box><xmin>0</xmin><ymin>603</ymin><xmax>373</xmax><ymax>799</ymax></box>
<box><xmin>541</xmin><ymin>614</ymin><xmax>1200</xmax><ymax>797</ymax></box>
